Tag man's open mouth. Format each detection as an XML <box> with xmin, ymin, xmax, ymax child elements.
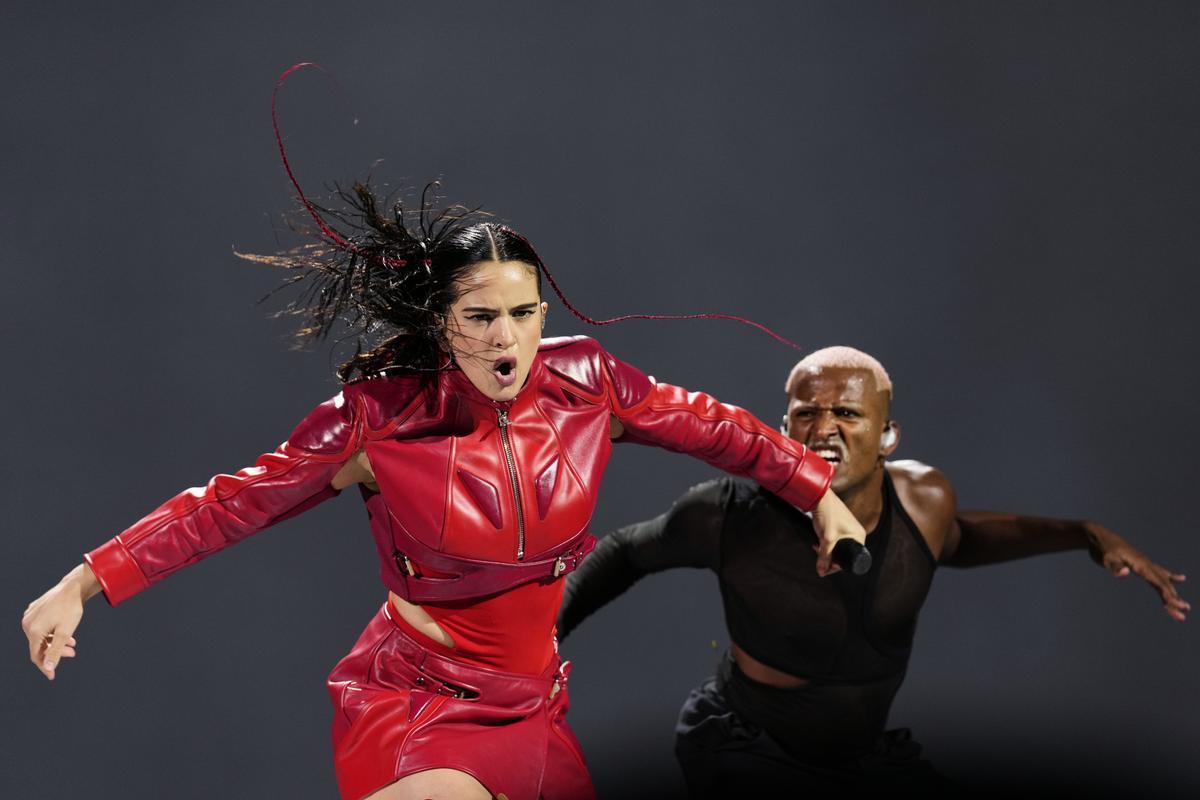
<box><xmin>811</xmin><ymin>446</ymin><xmax>843</xmax><ymax>465</ymax></box>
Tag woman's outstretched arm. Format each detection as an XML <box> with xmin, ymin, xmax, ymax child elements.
<box><xmin>20</xmin><ymin>389</ymin><xmax>366</xmax><ymax>680</ymax></box>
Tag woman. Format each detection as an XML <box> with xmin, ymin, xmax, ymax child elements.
<box><xmin>21</xmin><ymin>175</ymin><xmax>864</xmax><ymax>798</ymax></box>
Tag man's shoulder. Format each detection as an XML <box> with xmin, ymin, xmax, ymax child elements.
<box><xmin>662</xmin><ymin>476</ymin><xmax>761</xmax><ymax>516</ymax></box>
<box><xmin>886</xmin><ymin>460</ymin><xmax>956</xmax><ymax>515</ymax></box>
<box><xmin>680</xmin><ymin>475</ymin><xmax>746</xmax><ymax>506</ymax></box>
<box><xmin>717</xmin><ymin>476</ymin><xmax>802</xmax><ymax>517</ymax></box>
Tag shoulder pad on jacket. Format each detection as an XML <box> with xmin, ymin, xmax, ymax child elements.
<box><xmin>286</xmin><ymin>392</ymin><xmax>357</xmax><ymax>456</ymax></box>
<box><xmin>539</xmin><ymin>336</ymin><xmax>607</xmax><ymax>395</ymax></box>
<box><xmin>344</xmin><ymin>373</ymin><xmax>429</xmax><ymax>435</ymax></box>
<box><xmin>539</xmin><ymin>335</ymin><xmax>652</xmax><ymax>409</ymax></box>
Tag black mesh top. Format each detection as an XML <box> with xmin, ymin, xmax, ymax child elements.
<box><xmin>558</xmin><ymin>471</ymin><xmax>938</xmax><ymax>756</ymax></box>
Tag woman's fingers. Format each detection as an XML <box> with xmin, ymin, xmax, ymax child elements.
<box><xmin>22</xmin><ymin>610</ymin><xmax>49</xmax><ymax>673</ymax></box>
<box><xmin>26</xmin><ymin>632</ymin><xmax>45</xmax><ymax>673</ymax></box>
<box><xmin>43</xmin><ymin>621</ymin><xmax>80</xmax><ymax>679</ymax></box>
<box><xmin>22</xmin><ymin>588</ymin><xmax>84</xmax><ymax>680</ymax></box>
<box><xmin>811</xmin><ymin>543</ymin><xmax>842</xmax><ymax>576</ymax></box>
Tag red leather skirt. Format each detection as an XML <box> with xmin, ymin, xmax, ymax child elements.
<box><xmin>326</xmin><ymin>602</ymin><xmax>594</xmax><ymax>800</ymax></box>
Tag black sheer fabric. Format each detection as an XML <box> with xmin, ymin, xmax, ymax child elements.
<box><xmin>720</xmin><ymin>473</ymin><xmax>936</xmax><ymax>683</ymax></box>
<box><xmin>559</xmin><ymin>471</ymin><xmax>938</xmax><ymax>758</ymax></box>
<box><xmin>557</xmin><ymin>479</ymin><xmax>727</xmax><ymax>639</ymax></box>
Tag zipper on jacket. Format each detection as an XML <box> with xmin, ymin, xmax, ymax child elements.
<box><xmin>497</xmin><ymin>409</ymin><xmax>527</xmax><ymax>560</ymax></box>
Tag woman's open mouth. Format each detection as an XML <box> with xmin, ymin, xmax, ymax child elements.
<box><xmin>492</xmin><ymin>356</ymin><xmax>518</xmax><ymax>388</ymax></box>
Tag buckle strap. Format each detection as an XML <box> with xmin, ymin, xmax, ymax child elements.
<box><xmin>551</xmin><ymin>537</ymin><xmax>595</xmax><ymax>578</ymax></box>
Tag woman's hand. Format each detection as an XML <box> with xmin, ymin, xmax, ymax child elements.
<box><xmin>21</xmin><ymin>563</ymin><xmax>101</xmax><ymax>680</ymax></box>
<box><xmin>811</xmin><ymin>490</ymin><xmax>867</xmax><ymax>577</ymax></box>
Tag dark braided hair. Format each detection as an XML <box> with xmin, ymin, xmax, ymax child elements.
<box><xmin>249</xmin><ymin>62</ymin><xmax>807</xmax><ymax>386</ymax></box>
<box><xmin>239</xmin><ymin>181</ymin><xmax>542</xmax><ymax>383</ymax></box>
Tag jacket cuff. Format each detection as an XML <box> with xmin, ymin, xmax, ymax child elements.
<box><xmin>83</xmin><ymin>537</ymin><xmax>150</xmax><ymax>607</ymax></box>
<box><xmin>776</xmin><ymin>450</ymin><xmax>835</xmax><ymax>512</ymax></box>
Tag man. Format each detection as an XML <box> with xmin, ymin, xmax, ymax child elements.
<box><xmin>557</xmin><ymin>346</ymin><xmax>1188</xmax><ymax>795</ymax></box>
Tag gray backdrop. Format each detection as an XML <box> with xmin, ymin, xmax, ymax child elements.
<box><xmin>4</xmin><ymin>2</ymin><xmax>1197</xmax><ymax>798</ymax></box>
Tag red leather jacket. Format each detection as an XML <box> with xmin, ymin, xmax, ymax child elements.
<box><xmin>85</xmin><ymin>336</ymin><xmax>833</xmax><ymax>606</ymax></box>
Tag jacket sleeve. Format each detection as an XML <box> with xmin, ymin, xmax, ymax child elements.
<box><xmin>557</xmin><ymin>479</ymin><xmax>729</xmax><ymax>641</ymax></box>
<box><xmin>83</xmin><ymin>391</ymin><xmax>363</xmax><ymax>606</ymax></box>
<box><xmin>598</xmin><ymin>345</ymin><xmax>834</xmax><ymax>512</ymax></box>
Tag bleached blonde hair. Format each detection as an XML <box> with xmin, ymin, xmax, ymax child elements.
<box><xmin>784</xmin><ymin>346</ymin><xmax>893</xmax><ymax>399</ymax></box>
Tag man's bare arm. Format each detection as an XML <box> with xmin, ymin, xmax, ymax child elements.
<box><xmin>888</xmin><ymin>460</ymin><xmax>1188</xmax><ymax>621</ymax></box>
<box><xmin>943</xmin><ymin>511</ymin><xmax>1092</xmax><ymax>566</ymax></box>
<box><xmin>945</xmin><ymin>512</ymin><xmax>1189</xmax><ymax>621</ymax></box>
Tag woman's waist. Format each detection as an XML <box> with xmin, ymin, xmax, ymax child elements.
<box><xmin>338</xmin><ymin>601</ymin><xmax>567</xmax><ymax>710</ymax></box>
<box><xmin>387</xmin><ymin>580</ymin><xmax>564</xmax><ymax>676</ymax></box>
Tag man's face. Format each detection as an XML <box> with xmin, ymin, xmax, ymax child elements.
<box><xmin>785</xmin><ymin>366</ymin><xmax>891</xmax><ymax>494</ymax></box>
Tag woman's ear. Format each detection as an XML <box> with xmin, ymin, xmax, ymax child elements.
<box><xmin>540</xmin><ymin>301</ymin><xmax>548</xmax><ymax>329</ymax></box>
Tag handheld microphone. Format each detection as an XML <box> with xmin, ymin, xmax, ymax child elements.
<box><xmin>832</xmin><ymin>538</ymin><xmax>872</xmax><ymax>575</ymax></box>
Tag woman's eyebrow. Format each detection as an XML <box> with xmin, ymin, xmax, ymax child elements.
<box><xmin>461</xmin><ymin>303</ymin><xmax>539</xmax><ymax>314</ymax></box>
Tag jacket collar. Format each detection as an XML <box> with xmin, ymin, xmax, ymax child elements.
<box><xmin>443</xmin><ymin>348</ymin><xmax>546</xmax><ymax>412</ymax></box>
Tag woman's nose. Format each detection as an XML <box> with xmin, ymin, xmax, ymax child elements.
<box><xmin>492</xmin><ymin>316</ymin><xmax>516</xmax><ymax>347</ymax></box>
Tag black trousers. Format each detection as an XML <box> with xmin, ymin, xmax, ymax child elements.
<box><xmin>673</xmin><ymin>670</ymin><xmax>952</xmax><ymax>798</ymax></box>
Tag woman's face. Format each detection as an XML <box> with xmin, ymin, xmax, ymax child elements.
<box><xmin>444</xmin><ymin>260</ymin><xmax>547</xmax><ymax>402</ymax></box>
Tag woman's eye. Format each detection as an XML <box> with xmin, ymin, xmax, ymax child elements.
<box><xmin>467</xmin><ymin>314</ymin><xmax>493</xmax><ymax>323</ymax></box>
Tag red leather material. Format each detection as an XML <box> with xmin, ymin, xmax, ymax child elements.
<box><xmin>364</xmin><ymin>348</ymin><xmax>610</xmax><ymax>603</ymax></box>
<box><xmin>398</xmin><ymin>578</ymin><xmax>566</xmax><ymax>675</ymax></box>
<box><xmin>83</xmin><ymin>538</ymin><xmax>148</xmax><ymax>606</ymax></box>
<box><xmin>602</xmin><ymin>347</ymin><xmax>653</xmax><ymax>409</ymax></box>
<box><xmin>84</xmin><ymin>395</ymin><xmax>366</xmax><ymax>606</ymax></box>
<box><xmin>535</xmin><ymin>457</ymin><xmax>559</xmax><ymax>520</ymax></box>
<box><xmin>327</xmin><ymin>603</ymin><xmax>594</xmax><ymax>800</ymax></box>
<box><xmin>287</xmin><ymin>392</ymin><xmax>358</xmax><ymax>452</ymax></box>
<box><xmin>538</xmin><ymin>335</ymin><xmax>611</xmax><ymax>396</ymax></box>
<box><xmin>612</xmin><ymin>379</ymin><xmax>834</xmax><ymax>512</ymax></box>
<box><xmin>86</xmin><ymin>335</ymin><xmax>831</xmax><ymax>610</ymax></box>
<box><xmin>456</xmin><ymin>468</ymin><xmax>503</xmax><ymax>530</ymax></box>
<box><xmin>780</xmin><ymin>438</ymin><xmax>836</xmax><ymax>512</ymax></box>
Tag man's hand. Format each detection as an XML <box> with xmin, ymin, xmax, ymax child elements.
<box><xmin>811</xmin><ymin>490</ymin><xmax>867</xmax><ymax>577</ymax></box>
<box><xmin>1086</xmin><ymin>523</ymin><xmax>1189</xmax><ymax>621</ymax></box>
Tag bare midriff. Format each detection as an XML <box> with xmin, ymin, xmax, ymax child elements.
<box><xmin>731</xmin><ymin>641</ymin><xmax>810</xmax><ymax>689</ymax></box>
<box><xmin>387</xmin><ymin>576</ymin><xmax>565</xmax><ymax>675</ymax></box>
<box><xmin>389</xmin><ymin>592</ymin><xmax>456</xmax><ymax>648</ymax></box>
